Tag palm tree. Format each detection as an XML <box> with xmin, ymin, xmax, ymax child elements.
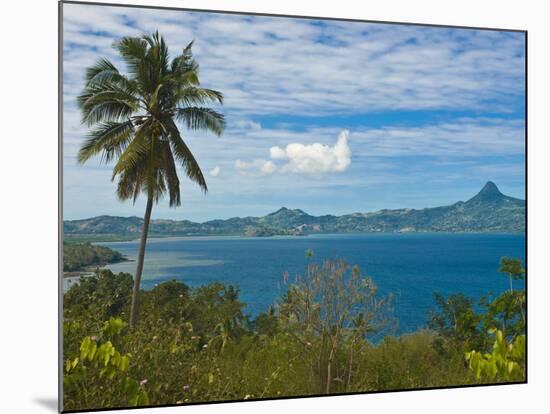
<box><xmin>77</xmin><ymin>32</ymin><xmax>225</xmax><ymax>329</ymax></box>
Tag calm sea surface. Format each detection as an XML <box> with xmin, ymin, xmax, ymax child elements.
<box><xmin>96</xmin><ymin>233</ymin><xmax>525</xmax><ymax>335</ymax></box>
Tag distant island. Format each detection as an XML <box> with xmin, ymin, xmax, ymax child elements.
<box><xmin>64</xmin><ymin>181</ymin><xmax>525</xmax><ymax>242</ymax></box>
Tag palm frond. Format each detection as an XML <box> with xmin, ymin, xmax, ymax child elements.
<box><xmin>85</xmin><ymin>62</ymin><xmax>139</xmax><ymax>98</ymax></box>
<box><xmin>77</xmin><ymin>120</ymin><xmax>135</xmax><ymax>164</ymax></box>
<box><xmin>116</xmin><ymin>159</ymin><xmax>144</xmax><ymax>203</ymax></box>
<box><xmin>164</xmin><ymin>117</ymin><xmax>208</xmax><ymax>192</ymax></box>
<box><xmin>164</xmin><ymin>70</ymin><xmax>200</xmax><ymax>89</ymax></box>
<box><xmin>170</xmin><ymin>40</ymin><xmax>198</xmax><ymax>76</ymax></box>
<box><xmin>160</xmin><ymin>141</ymin><xmax>181</xmax><ymax>207</ymax></box>
<box><xmin>114</xmin><ymin>36</ymin><xmax>148</xmax><ymax>75</ymax></box>
<box><xmin>183</xmin><ymin>40</ymin><xmax>194</xmax><ymax>56</ymax></box>
<box><xmin>115</xmin><ymin>36</ymin><xmax>156</xmax><ymax>94</ymax></box>
<box><xmin>148</xmin><ymin>83</ymin><xmax>164</xmax><ymax>112</ymax></box>
<box><xmin>78</xmin><ymin>82</ymin><xmax>140</xmax><ymax>126</ymax></box>
<box><xmin>175</xmin><ymin>86</ymin><xmax>224</xmax><ymax>107</ymax></box>
<box><xmin>175</xmin><ymin>107</ymin><xmax>225</xmax><ymax>136</ymax></box>
<box><xmin>85</xmin><ymin>58</ymin><xmax>120</xmax><ymax>83</ymax></box>
<box><xmin>112</xmin><ymin>123</ymin><xmax>150</xmax><ymax>178</ymax></box>
<box><xmin>142</xmin><ymin>32</ymin><xmax>169</xmax><ymax>89</ymax></box>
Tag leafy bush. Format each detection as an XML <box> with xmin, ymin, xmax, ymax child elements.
<box><xmin>64</xmin><ymin>317</ymin><xmax>149</xmax><ymax>409</ymax></box>
<box><xmin>465</xmin><ymin>329</ymin><xmax>525</xmax><ymax>381</ymax></box>
<box><xmin>64</xmin><ymin>270</ymin><xmax>133</xmax><ymax>328</ymax></box>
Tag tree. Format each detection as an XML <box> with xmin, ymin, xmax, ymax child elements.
<box><xmin>279</xmin><ymin>259</ymin><xmax>393</xmax><ymax>394</ymax></box>
<box><xmin>77</xmin><ymin>32</ymin><xmax>225</xmax><ymax>329</ymax></box>
<box><xmin>64</xmin><ymin>270</ymin><xmax>133</xmax><ymax>324</ymax></box>
<box><xmin>427</xmin><ymin>293</ymin><xmax>487</xmax><ymax>352</ymax></box>
<box><xmin>498</xmin><ymin>257</ymin><xmax>525</xmax><ymax>293</ymax></box>
<box><xmin>483</xmin><ymin>290</ymin><xmax>526</xmax><ymax>341</ymax></box>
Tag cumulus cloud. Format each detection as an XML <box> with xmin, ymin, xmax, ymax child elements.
<box><xmin>236</xmin><ymin>130</ymin><xmax>351</xmax><ymax>176</ymax></box>
<box><xmin>271</xmin><ymin>130</ymin><xmax>351</xmax><ymax>174</ymax></box>
<box><xmin>210</xmin><ymin>166</ymin><xmax>221</xmax><ymax>177</ymax></box>
<box><xmin>269</xmin><ymin>146</ymin><xmax>287</xmax><ymax>160</ymax></box>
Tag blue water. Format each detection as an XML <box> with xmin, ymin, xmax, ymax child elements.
<box><xmin>103</xmin><ymin>233</ymin><xmax>525</xmax><ymax>335</ymax></box>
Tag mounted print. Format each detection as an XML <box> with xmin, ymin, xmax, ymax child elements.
<box><xmin>60</xmin><ymin>1</ymin><xmax>527</xmax><ymax>412</ymax></box>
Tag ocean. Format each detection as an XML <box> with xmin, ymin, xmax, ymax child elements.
<box><xmin>84</xmin><ymin>233</ymin><xmax>524</xmax><ymax>335</ymax></box>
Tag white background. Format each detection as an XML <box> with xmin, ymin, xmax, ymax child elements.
<box><xmin>0</xmin><ymin>0</ymin><xmax>548</xmax><ymax>413</ymax></box>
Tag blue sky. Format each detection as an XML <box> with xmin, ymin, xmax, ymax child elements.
<box><xmin>62</xmin><ymin>3</ymin><xmax>525</xmax><ymax>221</ymax></box>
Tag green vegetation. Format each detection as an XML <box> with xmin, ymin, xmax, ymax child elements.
<box><xmin>465</xmin><ymin>329</ymin><xmax>525</xmax><ymax>381</ymax></box>
<box><xmin>64</xmin><ymin>317</ymin><xmax>149</xmax><ymax>408</ymax></box>
<box><xmin>76</xmin><ymin>32</ymin><xmax>225</xmax><ymax>329</ymax></box>
<box><xmin>63</xmin><ymin>256</ymin><xmax>525</xmax><ymax>411</ymax></box>
<box><xmin>63</xmin><ymin>242</ymin><xmax>127</xmax><ymax>272</ymax></box>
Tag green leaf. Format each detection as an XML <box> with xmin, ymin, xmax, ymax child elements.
<box><xmin>88</xmin><ymin>341</ymin><xmax>97</xmax><ymax>361</ymax></box>
<box><xmin>79</xmin><ymin>336</ymin><xmax>91</xmax><ymax>360</ymax></box>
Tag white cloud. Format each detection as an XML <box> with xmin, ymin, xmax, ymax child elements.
<box><xmin>349</xmin><ymin>118</ymin><xmax>525</xmax><ymax>157</ymax></box>
<box><xmin>260</xmin><ymin>161</ymin><xmax>277</xmax><ymax>175</ymax></box>
<box><xmin>210</xmin><ymin>166</ymin><xmax>221</xmax><ymax>177</ymax></box>
<box><xmin>235</xmin><ymin>159</ymin><xmax>277</xmax><ymax>175</ymax></box>
<box><xmin>235</xmin><ymin>130</ymin><xmax>351</xmax><ymax>176</ymax></box>
<box><xmin>233</xmin><ymin>120</ymin><xmax>262</xmax><ymax>131</ymax></box>
<box><xmin>270</xmin><ymin>130</ymin><xmax>351</xmax><ymax>174</ymax></box>
<box><xmin>269</xmin><ymin>146</ymin><xmax>286</xmax><ymax>159</ymax></box>
<box><xmin>62</xmin><ymin>5</ymin><xmax>525</xmax><ymax>117</ymax></box>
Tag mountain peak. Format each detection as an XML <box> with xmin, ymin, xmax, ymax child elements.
<box><xmin>480</xmin><ymin>181</ymin><xmax>500</xmax><ymax>194</ymax></box>
<box><xmin>467</xmin><ymin>181</ymin><xmax>505</xmax><ymax>203</ymax></box>
<box><xmin>267</xmin><ymin>207</ymin><xmax>310</xmax><ymax>218</ymax></box>
<box><xmin>270</xmin><ymin>207</ymin><xmax>289</xmax><ymax>215</ymax></box>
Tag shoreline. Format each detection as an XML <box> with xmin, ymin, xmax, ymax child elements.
<box><xmin>63</xmin><ymin>257</ymin><xmax>133</xmax><ymax>278</ymax></box>
<box><xmin>64</xmin><ymin>230</ymin><xmax>527</xmax><ymax>245</ymax></box>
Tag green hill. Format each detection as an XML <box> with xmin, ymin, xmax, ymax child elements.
<box><xmin>64</xmin><ymin>181</ymin><xmax>525</xmax><ymax>240</ymax></box>
<box><xmin>63</xmin><ymin>242</ymin><xmax>128</xmax><ymax>272</ymax></box>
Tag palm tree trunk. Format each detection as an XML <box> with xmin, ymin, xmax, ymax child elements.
<box><xmin>509</xmin><ymin>275</ymin><xmax>513</xmax><ymax>293</ymax></box>
<box><xmin>129</xmin><ymin>195</ymin><xmax>154</xmax><ymax>330</ymax></box>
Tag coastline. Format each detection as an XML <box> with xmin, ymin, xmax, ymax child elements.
<box><xmin>62</xmin><ymin>257</ymin><xmax>133</xmax><ymax>278</ymax></box>
<box><xmin>66</xmin><ymin>229</ymin><xmax>527</xmax><ymax>245</ymax></box>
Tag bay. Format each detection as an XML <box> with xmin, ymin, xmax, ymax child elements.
<box><xmin>100</xmin><ymin>233</ymin><xmax>525</xmax><ymax>335</ymax></box>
